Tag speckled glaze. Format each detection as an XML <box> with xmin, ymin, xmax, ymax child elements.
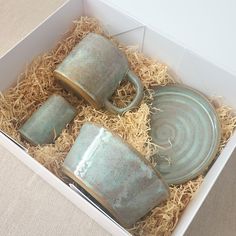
<box><xmin>19</xmin><ymin>94</ymin><xmax>77</xmax><ymax>145</ymax></box>
<box><xmin>62</xmin><ymin>122</ymin><xmax>169</xmax><ymax>227</ymax></box>
<box><xmin>150</xmin><ymin>85</ymin><xmax>221</xmax><ymax>184</ymax></box>
<box><xmin>54</xmin><ymin>33</ymin><xmax>143</xmax><ymax>114</ymax></box>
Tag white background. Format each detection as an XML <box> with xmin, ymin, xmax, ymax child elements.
<box><xmin>105</xmin><ymin>0</ymin><xmax>236</xmax><ymax>75</ymax></box>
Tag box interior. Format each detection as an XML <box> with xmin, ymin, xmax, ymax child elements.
<box><xmin>1</xmin><ymin>0</ymin><xmax>236</xmax><ymax>235</ymax></box>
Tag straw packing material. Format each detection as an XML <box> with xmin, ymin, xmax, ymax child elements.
<box><xmin>0</xmin><ymin>17</ymin><xmax>235</xmax><ymax>236</ymax></box>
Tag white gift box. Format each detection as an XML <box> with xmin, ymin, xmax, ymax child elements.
<box><xmin>1</xmin><ymin>0</ymin><xmax>236</xmax><ymax>235</ymax></box>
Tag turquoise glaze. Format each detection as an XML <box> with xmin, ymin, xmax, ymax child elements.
<box><xmin>19</xmin><ymin>94</ymin><xmax>77</xmax><ymax>145</ymax></box>
<box><xmin>62</xmin><ymin>122</ymin><xmax>169</xmax><ymax>227</ymax></box>
<box><xmin>54</xmin><ymin>33</ymin><xmax>143</xmax><ymax>114</ymax></box>
<box><xmin>150</xmin><ymin>85</ymin><xmax>221</xmax><ymax>184</ymax></box>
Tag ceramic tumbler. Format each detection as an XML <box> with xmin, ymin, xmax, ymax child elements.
<box><xmin>54</xmin><ymin>33</ymin><xmax>143</xmax><ymax>114</ymax></box>
<box><xmin>19</xmin><ymin>94</ymin><xmax>77</xmax><ymax>145</ymax></box>
<box><xmin>62</xmin><ymin>122</ymin><xmax>169</xmax><ymax>227</ymax></box>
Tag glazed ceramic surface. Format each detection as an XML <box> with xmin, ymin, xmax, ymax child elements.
<box><xmin>150</xmin><ymin>85</ymin><xmax>221</xmax><ymax>185</ymax></box>
<box><xmin>19</xmin><ymin>94</ymin><xmax>77</xmax><ymax>145</ymax></box>
<box><xmin>62</xmin><ymin>122</ymin><xmax>169</xmax><ymax>227</ymax></box>
<box><xmin>54</xmin><ymin>33</ymin><xmax>143</xmax><ymax>114</ymax></box>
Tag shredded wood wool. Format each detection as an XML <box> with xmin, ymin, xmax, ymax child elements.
<box><xmin>0</xmin><ymin>17</ymin><xmax>235</xmax><ymax>236</ymax></box>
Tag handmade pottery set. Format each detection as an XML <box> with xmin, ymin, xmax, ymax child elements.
<box><xmin>19</xmin><ymin>33</ymin><xmax>221</xmax><ymax>227</ymax></box>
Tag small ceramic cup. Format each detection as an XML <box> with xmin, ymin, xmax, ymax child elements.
<box><xmin>62</xmin><ymin>122</ymin><xmax>169</xmax><ymax>227</ymax></box>
<box><xmin>19</xmin><ymin>94</ymin><xmax>77</xmax><ymax>145</ymax></box>
<box><xmin>54</xmin><ymin>33</ymin><xmax>143</xmax><ymax>114</ymax></box>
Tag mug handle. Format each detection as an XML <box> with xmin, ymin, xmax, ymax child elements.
<box><xmin>104</xmin><ymin>70</ymin><xmax>143</xmax><ymax>114</ymax></box>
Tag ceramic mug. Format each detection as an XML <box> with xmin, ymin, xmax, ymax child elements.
<box><xmin>19</xmin><ymin>94</ymin><xmax>77</xmax><ymax>145</ymax></box>
<box><xmin>62</xmin><ymin>122</ymin><xmax>169</xmax><ymax>227</ymax></box>
<box><xmin>54</xmin><ymin>33</ymin><xmax>143</xmax><ymax>114</ymax></box>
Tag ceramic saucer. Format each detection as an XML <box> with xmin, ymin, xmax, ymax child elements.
<box><xmin>150</xmin><ymin>85</ymin><xmax>221</xmax><ymax>184</ymax></box>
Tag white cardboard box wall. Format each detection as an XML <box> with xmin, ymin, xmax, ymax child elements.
<box><xmin>1</xmin><ymin>0</ymin><xmax>236</xmax><ymax>235</ymax></box>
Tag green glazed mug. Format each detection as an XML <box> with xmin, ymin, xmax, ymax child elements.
<box><xmin>62</xmin><ymin>122</ymin><xmax>169</xmax><ymax>227</ymax></box>
<box><xmin>54</xmin><ymin>33</ymin><xmax>143</xmax><ymax>114</ymax></box>
<box><xmin>19</xmin><ymin>94</ymin><xmax>77</xmax><ymax>145</ymax></box>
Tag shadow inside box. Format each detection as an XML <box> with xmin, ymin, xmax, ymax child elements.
<box><xmin>62</xmin><ymin>174</ymin><xmax>121</xmax><ymax>226</ymax></box>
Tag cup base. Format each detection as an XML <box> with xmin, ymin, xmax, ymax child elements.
<box><xmin>61</xmin><ymin>165</ymin><xmax>124</xmax><ymax>226</ymax></box>
<box><xmin>54</xmin><ymin>70</ymin><xmax>101</xmax><ymax>109</ymax></box>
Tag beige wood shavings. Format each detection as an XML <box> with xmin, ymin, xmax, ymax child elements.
<box><xmin>129</xmin><ymin>176</ymin><xmax>203</xmax><ymax>236</ymax></box>
<box><xmin>216</xmin><ymin>105</ymin><xmax>236</xmax><ymax>152</ymax></box>
<box><xmin>0</xmin><ymin>17</ymin><xmax>235</xmax><ymax>236</ymax></box>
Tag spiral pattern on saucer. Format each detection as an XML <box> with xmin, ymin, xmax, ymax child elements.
<box><xmin>150</xmin><ymin>85</ymin><xmax>221</xmax><ymax>184</ymax></box>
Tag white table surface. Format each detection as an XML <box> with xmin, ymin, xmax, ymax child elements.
<box><xmin>0</xmin><ymin>144</ymin><xmax>110</xmax><ymax>236</ymax></box>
